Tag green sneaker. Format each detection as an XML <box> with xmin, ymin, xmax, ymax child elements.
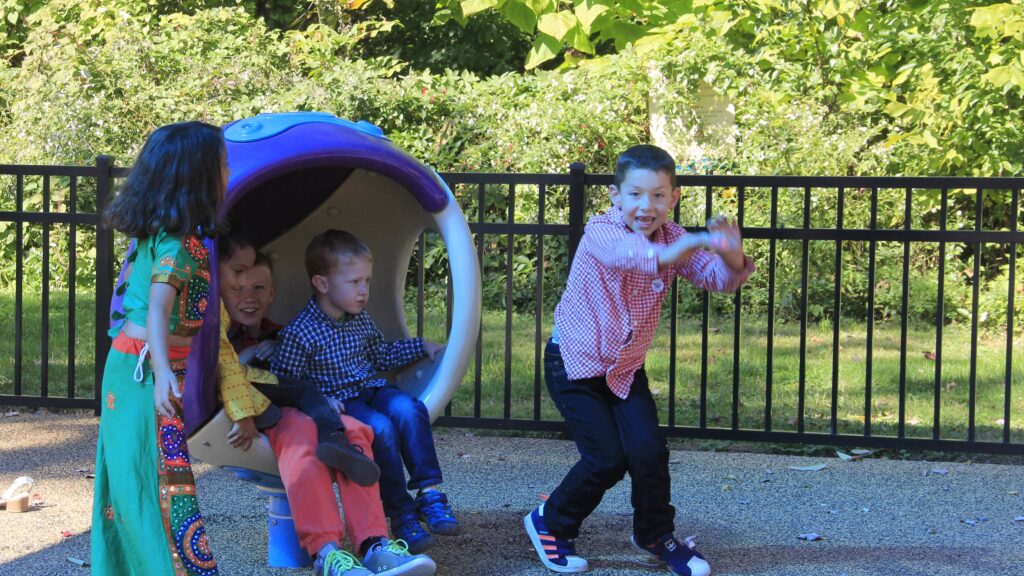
<box><xmin>314</xmin><ymin>549</ymin><xmax>373</xmax><ymax>576</ymax></box>
<box><xmin>362</xmin><ymin>538</ymin><xmax>436</xmax><ymax>576</ymax></box>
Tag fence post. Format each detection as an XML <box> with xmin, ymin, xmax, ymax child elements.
<box><xmin>94</xmin><ymin>155</ymin><xmax>115</xmax><ymax>415</ymax></box>
<box><xmin>568</xmin><ymin>162</ymin><xmax>586</xmax><ymax>264</ymax></box>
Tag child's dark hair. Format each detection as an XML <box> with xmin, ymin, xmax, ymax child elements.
<box><xmin>305</xmin><ymin>229</ymin><xmax>372</xmax><ymax>279</ymax></box>
<box><xmin>104</xmin><ymin>121</ymin><xmax>226</xmax><ymax>239</ymax></box>
<box><xmin>218</xmin><ymin>229</ymin><xmax>255</xmax><ymax>262</ymax></box>
<box><xmin>614</xmin><ymin>144</ymin><xmax>677</xmax><ymax>188</ymax></box>
<box><xmin>252</xmin><ymin>251</ymin><xmax>273</xmax><ymax>274</ymax></box>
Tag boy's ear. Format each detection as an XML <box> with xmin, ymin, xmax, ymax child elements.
<box><xmin>609</xmin><ymin>185</ymin><xmax>621</xmax><ymax>207</ymax></box>
<box><xmin>311</xmin><ymin>275</ymin><xmax>328</xmax><ymax>295</ymax></box>
<box><xmin>670</xmin><ymin>186</ymin><xmax>681</xmax><ymax>209</ymax></box>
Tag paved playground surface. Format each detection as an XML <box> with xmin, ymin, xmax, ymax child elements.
<box><xmin>1</xmin><ymin>410</ymin><xmax>1022</xmax><ymax>576</ymax></box>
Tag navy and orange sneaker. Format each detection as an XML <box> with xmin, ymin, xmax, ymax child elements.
<box><xmin>632</xmin><ymin>533</ymin><xmax>711</xmax><ymax>576</ymax></box>
<box><xmin>523</xmin><ymin>503</ymin><xmax>588</xmax><ymax>573</ymax></box>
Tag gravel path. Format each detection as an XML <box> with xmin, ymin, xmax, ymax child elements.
<box><xmin>1</xmin><ymin>411</ymin><xmax>1022</xmax><ymax>576</ymax></box>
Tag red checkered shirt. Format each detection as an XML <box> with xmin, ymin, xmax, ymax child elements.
<box><xmin>553</xmin><ymin>207</ymin><xmax>755</xmax><ymax>398</ymax></box>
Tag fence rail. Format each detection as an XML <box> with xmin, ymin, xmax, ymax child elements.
<box><xmin>2</xmin><ymin>160</ymin><xmax>1023</xmax><ymax>454</ymax></box>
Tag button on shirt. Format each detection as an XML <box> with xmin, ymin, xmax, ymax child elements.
<box><xmin>271</xmin><ymin>299</ymin><xmax>426</xmax><ymax>401</ymax></box>
<box><xmin>553</xmin><ymin>207</ymin><xmax>755</xmax><ymax>399</ymax></box>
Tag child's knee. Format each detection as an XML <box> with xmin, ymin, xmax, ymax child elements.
<box><xmin>340</xmin><ymin>415</ymin><xmax>374</xmax><ymax>448</ymax></box>
<box><xmin>363</xmin><ymin>412</ymin><xmax>398</xmax><ymax>443</ymax></box>
<box><xmin>583</xmin><ymin>454</ymin><xmax>628</xmax><ymax>487</ymax></box>
<box><xmin>387</xmin><ymin>392</ymin><xmax>428</xmax><ymax>420</ymax></box>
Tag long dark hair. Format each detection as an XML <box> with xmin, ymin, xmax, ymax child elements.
<box><xmin>104</xmin><ymin>121</ymin><xmax>227</xmax><ymax>239</ymax></box>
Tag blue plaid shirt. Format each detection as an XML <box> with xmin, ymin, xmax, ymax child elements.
<box><xmin>271</xmin><ymin>298</ymin><xmax>425</xmax><ymax>400</ymax></box>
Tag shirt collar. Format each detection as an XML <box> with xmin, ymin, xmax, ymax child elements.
<box><xmin>308</xmin><ymin>298</ymin><xmax>354</xmax><ymax>327</ymax></box>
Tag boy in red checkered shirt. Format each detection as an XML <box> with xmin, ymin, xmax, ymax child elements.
<box><xmin>524</xmin><ymin>145</ymin><xmax>754</xmax><ymax>575</ymax></box>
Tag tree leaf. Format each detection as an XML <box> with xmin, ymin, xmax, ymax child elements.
<box><xmin>537</xmin><ymin>10</ymin><xmax>577</xmax><ymax>42</ymax></box>
<box><xmin>460</xmin><ymin>0</ymin><xmax>500</xmax><ymax>18</ymax></box>
<box><xmin>524</xmin><ymin>33</ymin><xmax>561</xmax><ymax>69</ymax></box>
<box><xmin>574</xmin><ymin>0</ymin><xmax>609</xmax><ymax>33</ymax></box>
<box><xmin>501</xmin><ymin>1</ymin><xmax>538</xmax><ymax>34</ymax></box>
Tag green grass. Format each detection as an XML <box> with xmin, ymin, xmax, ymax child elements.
<box><xmin>0</xmin><ymin>289</ymin><xmax>98</xmax><ymax>402</ymax></box>
<box><xmin>3</xmin><ymin>289</ymin><xmax>1022</xmax><ymax>444</ymax></box>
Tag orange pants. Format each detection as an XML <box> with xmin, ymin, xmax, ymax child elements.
<box><xmin>266</xmin><ymin>408</ymin><xmax>388</xmax><ymax>555</ymax></box>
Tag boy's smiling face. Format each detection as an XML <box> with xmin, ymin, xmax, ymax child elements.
<box><xmin>313</xmin><ymin>256</ymin><xmax>373</xmax><ymax>319</ymax></box>
<box><xmin>609</xmin><ymin>168</ymin><xmax>680</xmax><ymax>239</ymax></box>
<box><xmin>229</xmin><ymin>264</ymin><xmax>275</xmax><ymax>329</ymax></box>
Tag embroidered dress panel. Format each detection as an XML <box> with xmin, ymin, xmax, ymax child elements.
<box><xmin>113</xmin><ymin>231</ymin><xmax>211</xmax><ymax>337</ymax></box>
<box><xmin>272</xmin><ymin>299</ymin><xmax>425</xmax><ymax>400</ymax></box>
<box><xmin>553</xmin><ymin>207</ymin><xmax>755</xmax><ymax>398</ymax></box>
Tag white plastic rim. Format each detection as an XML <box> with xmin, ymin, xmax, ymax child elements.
<box><xmin>419</xmin><ymin>176</ymin><xmax>481</xmax><ymax>421</ymax></box>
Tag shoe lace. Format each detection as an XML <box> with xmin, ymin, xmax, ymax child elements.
<box><xmin>382</xmin><ymin>538</ymin><xmax>412</xmax><ymax>557</ymax></box>
<box><xmin>421</xmin><ymin>499</ymin><xmax>455</xmax><ymax>523</ymax></box>
<box><xmin>322</xmin><ymin>550</ymin><xmax>363</xmax><ymax>575</ymax></box>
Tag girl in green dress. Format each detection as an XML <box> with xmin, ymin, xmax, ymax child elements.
<box><xmin>91</xmin><ymin>121</ymin><xmax>228</xmax><ymax>575</ymax></box>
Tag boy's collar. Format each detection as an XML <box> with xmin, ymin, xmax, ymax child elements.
<box><xmin>310</xmin><ymin>297</ymin><xmax>355</xmax><ymax>325</ymax></box>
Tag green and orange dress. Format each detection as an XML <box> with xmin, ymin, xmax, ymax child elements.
<box><xmin>91</xmin><ymin>230</ymin><xmax>217</xmax><ymax>576</ymax></box>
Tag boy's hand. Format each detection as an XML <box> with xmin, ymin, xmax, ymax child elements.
<box><xmin>327</xmin><ymin>397</ymin><xmax>346</xmax><ymax>414</ymax></box>
<box><xmin>423</xmin><ymin>341</ymin><xmax>446</xmax><ymax>362</ymax></box>
<box><xmin>153</xmin><ymin>368</ymin><xmax>181</xmax><ymax>419</ymax></box>
<box><xmin>227</xmin><ymin>416</ymin><xmax>260</xmax><ymax>451</ymax></box>
<box><xmin>238</xmin><ymin>340</ymin><xmax>279</xmax><ymax>365</ymax></box>
<box><xmin>705</xmin><ymin>215</ymin><xmax>746</xmax><ymax>271</ymax></box>
<box><xmin>705</xmin><ymin>215</ymin><xmax>742</xmax><ymax>252</ymax></box>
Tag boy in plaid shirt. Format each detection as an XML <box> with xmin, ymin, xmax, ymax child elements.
<box><xmin>524</xmin><ymin>145</ymin><xmax>754</xmax><ymax>575</ymax></box>
<box><xmin>272</xmin><ymin>229</ymin><xmax>455</xmax><ymax>555</ymax></box>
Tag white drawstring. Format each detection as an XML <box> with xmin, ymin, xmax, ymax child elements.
<box><xmin>133</xmin><ymin>342</ymin><xmax>150</xmax><ymax>382</ymax></box>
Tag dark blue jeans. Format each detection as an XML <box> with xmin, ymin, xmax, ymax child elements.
<box><xmin>254</xmin><ymin>375</ymin><xmax>344</xmax><ymax>442</ymax></box>
<box><xmin>345</xmin><ymin>385</ymin><xmax>443</xmax><ymax>520</ymax></box>
<box><xmin>543</xmin><ymin>339</ymin><xmax>675</xmax><ymax>545</ymax></box>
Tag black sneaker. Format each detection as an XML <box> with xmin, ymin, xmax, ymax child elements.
<box><xmin>316</xmin><ymin>432</ymin><xmax>380</xmax><ymax>487</ymax></box>
<box><xmin>632</xmin><ymin>533</ymin><xmax>710</xmax><ymax>576</ymax></box>
<box><xmin>523</xmin><ymin>503</ymin><xmax>588</xmax><ymax>573</ymax></box>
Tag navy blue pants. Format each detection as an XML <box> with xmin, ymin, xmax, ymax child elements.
<box><xmin>346</xmin><ymin>385</ymin><xmax>443</xmax><ymax>520</ymax></box>
<box><xmin>543</xmin><ymin>339</ymin><xmax>675</xmax><ymax>545</ymax></box>
<box><xmin>254</xmin><ymin>375</ymin><xmax>344</xmax><ymax>441</ymax></box>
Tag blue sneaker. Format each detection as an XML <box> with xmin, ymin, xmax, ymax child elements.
<box><xmin>362</xmin><ymin>538</ymin><xmax>436</xmax><ymax>576</ymax></box>
<box><xmin>313</xmin><ymin>549</ymin><xmax>373</xmax><ymax>576</ymax></box>
<box><xmin>632</xmin><ymin>533</ymin><xmax>711</xmax><ymax>576</ymax></box>
<box><xmin>523</xmin><ymin>503</ymin><xmax>588</xmax><ymax>573</ymax></box>
<box><xmin>391</xmin><ymin>513</ymin><xmax>434</xmax><ymax>555</ymax></box>
<box><xmin>415</xmin><ymin>490</ymin><xmax>460</xmax><ymax>535</ymax></box>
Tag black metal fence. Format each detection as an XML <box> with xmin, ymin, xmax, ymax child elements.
<box><xmin>3</xmin><ymin>159</ymin><xmax>1023</xmax><ymax>454</ymax></box>
<box><xmin>0</xmin><ymin>157</ymin><xmax>119</xmax><ymax>411</ymax></box>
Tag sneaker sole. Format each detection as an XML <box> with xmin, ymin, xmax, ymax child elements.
<box><xmin>420</xmin><ymin>519</ymin><xmax>460</xmax><ymax>536</ymax></box>
<box><xmin>523</xmin><ymin>513</ymin><xmax>588</xmax><ymax>573</ymax></box>
<box><xmin>316</xmin><ymin>444</ymin><xmax>381</xmax><ymax>487</ymax></box>
<box><xmin>374</xmin><ymin>556</ymin><xmax>436</xmax><ymax>576</ymax></box>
